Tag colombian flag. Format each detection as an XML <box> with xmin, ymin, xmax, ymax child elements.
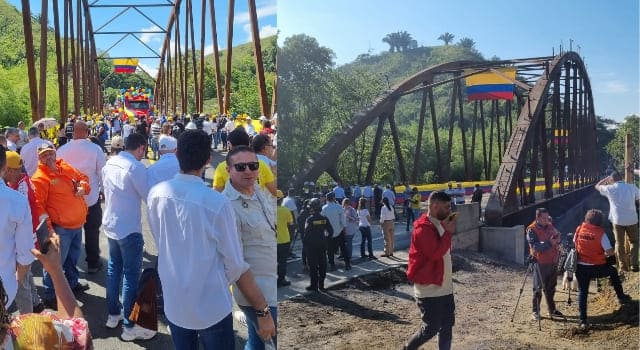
<box><xmin>114</xmin><ymin>58</ymin><xmax>138</xmax><ymax>74</ymax></box>
<box><xmin>465</xmin><ymin>68</ymin><xmax>516</xmax><ymax>101</ymax></box>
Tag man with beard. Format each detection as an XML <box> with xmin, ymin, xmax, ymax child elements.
<box><xmin>404</xmin><ymin>191</ymin><xmax>457</xmax><ymax>350</ymax></box>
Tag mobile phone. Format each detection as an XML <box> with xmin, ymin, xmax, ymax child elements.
<box><xmin>447</xmin><ymin>212</ymin><xmax>458</xmax><ymax>221</ymax></box>
<box><xmin>35</xmin><ymin>217</ymin><xmax>51</xmax><ymax>254</ymax></box>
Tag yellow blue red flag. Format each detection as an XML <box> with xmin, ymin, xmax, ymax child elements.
<box><xmin>114</xmin><ymin>58</ymin><xmax>138</xmax><ymax>74</ymax></box>
<box><xmin>465</xmin><ymin>68</ymin><xmax>516</xmax><ymax>101</ymax></box>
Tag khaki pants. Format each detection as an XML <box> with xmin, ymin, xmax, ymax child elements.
<box><xmin>613</xmin><ymin>224</ymin><xmax>639</xmax><ymax>271</ymax></box>
<box><xmin>382</xmin><ymin>220</ymin><xmax>395</xmax><ymax>255</ymax></box>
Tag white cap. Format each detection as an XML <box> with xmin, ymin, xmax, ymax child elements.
<box><xmin>158</xmin><ymin>135</ymin><xmax>177</xmax><ymax>151</ymax></box>
<box><xmin>259</xmin><ymin>115</ymin><xmax>267</xmax><ymax>121</ymax></box>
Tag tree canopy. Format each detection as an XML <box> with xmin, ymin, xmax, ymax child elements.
<box><xmin>382</xmin><ymin>31</ymin><xmax>416</xmax><ymax>53</ymax></box>
<box><xmin>438</xmin><ymin>32</ymin><xmax>455</xmax><ymax>45</ymax></box>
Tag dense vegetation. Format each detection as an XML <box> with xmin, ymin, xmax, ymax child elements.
<box><xmin>277</xmin><ymin>32</ymin><xmax>632</xmax><ymax>189</ymax></box>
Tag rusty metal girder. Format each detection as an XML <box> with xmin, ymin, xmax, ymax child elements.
<box><xmin>484</xmin><ymin>52</ymin><xmax>597</xmax><ymax>225</ymax></box>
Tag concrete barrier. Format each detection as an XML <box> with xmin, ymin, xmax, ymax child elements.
<box><xmin>453</xmin><ymin>203</ymin><xmax>481</xmax><ymax>251</ymax></box>
<box><xmin>480</xmin><ymin>225</ymin><xmax>526</xmax><ymax>265</ymax></box>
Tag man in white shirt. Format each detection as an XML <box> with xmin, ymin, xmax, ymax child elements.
<box><xmin>282</xmin><ymin>188</ymin><xmax>298</xmax><ymax>219</ymax></box>
<box><xmin>101</xmin><ymin>133</ymin><xmax>154</xmax><ymax>341</ymax></box>
<box><xmin>382</xmin><ymin>184</ymin><xmax>396</xmax><ymax>207</ymax></box>
<box><xmin>0</xmin><ymin>146</ymin><xmax>35</xmax><ymax>308</ymax></box>
<box><xmin>222</xmin><ymin>145</ymin><xmax>278</xmax><ymax>349</ymax></box>
<box><xmin>147</xmin><ymin>132</ymin><xmax>275</xmax><ymax>348</ymax></box>
<box><xmin>595</xmin><ymin>171</ymin><xmax>640</xmax><ymax>273</ymax></box>
<box><xmin>5</xmin><ymin>128</ymin><xmax>20</xmax><ymax>152</ymax></box>
<box><xmin>16</xmin><ymin>121</ymin><xmax>28</xmax><ymax>149</ymax></box>
<box><xmin>147</xmin><ymin>135</ymin><xmax>179</xmax><ymax>189</ymax></box>
<box><xmin>57</xmin><ymin>121</ymin><xmax>107</xmax><ymax>274</ymax></box>
<box><xmin>122</xmin><ymin>120</ymin><xmax>135</xmax><ymax>142</ymax></box>
<box><xmin>20</xmin><ymin>127</ymin><xmax>54</xmax><ymax>176</ymax></box>
<box><xmin>321</xmin><ymin>192</ymin><xmax>347</xmax><ymax>271</ymax></box>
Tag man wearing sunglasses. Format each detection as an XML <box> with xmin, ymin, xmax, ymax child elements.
<box><xmin>223</xmin><ymin>145</ymin><xmax>278</xmax><ymax>349</ymax></box>
<box><xmin>212</xmin><ymin>128</ymin><xmax>277</xmax><ymax>197</ymax></box>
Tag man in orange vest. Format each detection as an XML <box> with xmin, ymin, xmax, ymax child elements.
<box><xmin>526</xmin><ymin>208</ymin><xmax>563</xmax><ymax>320</ymax></box>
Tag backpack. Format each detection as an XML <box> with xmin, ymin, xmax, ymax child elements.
<box><xmin>129</xmin><ymin>267</ymin><xmax>162</xmax><ymax>330</ymax></box>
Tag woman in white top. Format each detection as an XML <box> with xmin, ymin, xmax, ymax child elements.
<box><xmin>380</xmin><ymin>197</ymin><xmax>396</xmax><ymax>257</ymax></box>
<box><xmin>357</xmin><ymin>197</ymin><xmax>376</xmax><ymax>259</ymax></box>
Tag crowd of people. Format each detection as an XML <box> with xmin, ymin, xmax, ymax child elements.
<box><xmin>1</xmin><ymin>111</ymin><xmax>279</xmax><ymax>349</ymax></box>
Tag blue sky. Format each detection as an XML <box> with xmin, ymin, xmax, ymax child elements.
<box><xmin>8</xmin><ymin>0</ymin><xmax>276</xmax><ymax>78</ymax></box>
<box><xmin>278</xmin><ymin>0</ymin><xmax>639</xmax><ymax>122</ymax></box>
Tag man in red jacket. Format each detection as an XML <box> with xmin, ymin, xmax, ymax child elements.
<box><xmin>404</xmin><ymin>191</ymin><xmax>456</xmax><ymax>350</ymax></box>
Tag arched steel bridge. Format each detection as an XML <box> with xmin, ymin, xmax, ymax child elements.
<box><xmin>287</xmin><ymin>52</ymin><xmax>598</xmax><ymax>225</ymax></box>
<box><xmin>18</xmin><ymin>0</ymin><xmax>272</xmax><ymax>123</ymax></box>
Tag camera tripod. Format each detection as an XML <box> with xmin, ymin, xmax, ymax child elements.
<box><xmin>511</xmin><ymin>256</ymin><xmax>566</xmax><ymax>330</ymax></box>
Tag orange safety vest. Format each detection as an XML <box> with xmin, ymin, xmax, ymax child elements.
<box><xmin>574</xmin><ymin>223</ymin><xmax>606</xmax><ymax>265</ymax></box>
<box><xmin>527</xmin><ymin>221</ymin><xmax>559</xmax><ymax>265</ymax></box>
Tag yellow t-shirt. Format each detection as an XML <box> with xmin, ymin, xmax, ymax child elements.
<box><xmin>276</xmin><ymin>206</ymin><xmax>293</xmax><ymax>244</ymax></box>
<box><xmin>411</xmin><ymin>193</ymin><xmax>421</xmax><ymax>209</ymax></box>
<box><xmin>212</xmin><ymin>159</ymin><xmax>275</xmax><ymax>190</ymax></box>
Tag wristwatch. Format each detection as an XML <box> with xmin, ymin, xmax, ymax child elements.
<box><xmin>255</xmin><ymin>304</ymin><xmax>270</xmax><ymax>317</ymax></box>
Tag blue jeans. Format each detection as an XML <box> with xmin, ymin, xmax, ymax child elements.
<box><xmin>168</xmin><ymin>313</ymin><xmax>235</xmax><ymax>350</ymax></box>
<box><xmin>214</xmin><ymin>130</ymin><xmax>221</xmax><ymax>148</ymax></box>
<box><xmin>239</xmin><ymin>305</ymin><xmax>277</xmax><ymax>350</ymax></box>
<box><xmin>106</xmin><ymin>232</ymin><xmax>144</xmax><ymax>328</ymax></box>
<box><xmin>359</xmin><ymin>226</ymin><xmax>373</xmax><ymax>257</ymax></box>
<box><xmin>344</xmin><ymin>234</ymin><xmax>355</xmax><ymax>261</ymax></box>
<box><xmin>43</xmin><ymin>225</ymin><xmax>82</xmax><ymax>299</ymax></box>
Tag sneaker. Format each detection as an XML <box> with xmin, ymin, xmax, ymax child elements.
<box><xmin>531</xmin><ymin>312</ymin><xmax>540</xmax><ymax>321</ymax></box>
<box><xmin>87</xmin><ymin>261</ymin><xmax>103</xmax><ymax>274</ymax></box>
<box><xmin>579</xmin><ymin>322</ymin><xmax>589</xmax><ymax>331</ymax></box>
<box><xmin>121</xmin><ymin>324</ymin><xmax>156</xmax><ymax>341</ymax></box>
<box><xmin>105</xmin><ymin>314</ymin><xmax>123</xmax><ymax>329</ymax></box>
<box><xmin>550</xmin><ymin>310</ymin><xmax>564</xmax><ymax>318</ymax></box>
<box><xmin>368</xmin><ymin>255</ymin><xmax>377</xmax><ymax>260</ymax></box>
<box><xmin>72</xmin><ymin>281</ymin><xmax>90</xmax><ymax>294</ymax></box>
<box><xmin>277</xmin><ymin>279</ymin><xmax>291</xmax><ymax>287</ymax></box>
<box><xmin>305</xmin><ymin>285</ymin><xmax>318</xmax><ymax>292</ymax></box>
<box><xmin>631</xmin><ymin>266</ymin><xmax>639</xmax><ymax>272</ymax></box>
<box><xmin>617</xmin><ymin>294</ymin><xmax>632</xmax><ymax>304</ymax></box>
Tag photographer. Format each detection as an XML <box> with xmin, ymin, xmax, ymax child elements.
<box><xmin>574</xmin><ymin>209</ymin><xmax>632</xmax><ymax>330</ymax></box>
<box><xmin>526</xmin><ymin>208</ymin><xmax>563</xmax><ymax>320</ymax></box>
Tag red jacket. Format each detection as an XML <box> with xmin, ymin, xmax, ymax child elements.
<box><xmin>575</xmin><ymin>223</ymin><xmax>607</xmax><ymax>265</ymax></box>
<box><xmin>527</xmin><ymin>221</ymin><xmax>559</xmax><ymax>265</ymax></box>
<box><xmin>407</xmin><ymin>215</ymin><xmax>452</xmax><ymax>286</ymax></box>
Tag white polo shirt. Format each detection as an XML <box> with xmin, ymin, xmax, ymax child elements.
<box><xmin>57</xmin><ymin>138</ymin><xmax>107</xmax><ymax>206</ymax></box>
<box><xmin>147</xmin><ymin>153</ymin><xmax>180</xmax><ymax>190</ymax></box>
<box><xmin>102</xmin><ymin>151</ymin><xmax>148</xmax><ymax>240</ymax></box>
<box><xmin>147</xmin><ymin>174</ymin><xmax>249</xmax><ymax>329</ymax></box>
<box><xmin>0</xmin><ymin>181</ymin><xmax>35</xmax><ymax>307</ymax></box>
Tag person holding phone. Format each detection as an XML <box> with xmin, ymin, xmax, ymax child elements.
<box><xmin>526</xmin><ymin>208</ymin><xmax>563</xmax><ymax>321</ymax></box>
<box><xmin>31</xmin><ymin>143</ymin><xmax>92</xmax><ymax>309</ymax></box>
<box><xmin>405</xmin><ymin>191</ymin><xmax>456</xmax><ymax>350</ymax></box>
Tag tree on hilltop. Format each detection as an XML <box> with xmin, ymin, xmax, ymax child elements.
<box><xmin>382</xmin><ymin>31</ymin><xmax>415</xmax><ymax>52</ymax></box>
<box><xmin>457</xmin><ymin>37</ymin><xmax>476</xmax><ymax>49</ymax></box>
<box><xmin>438</xmin><ymin>32</ymin><xmax>455</xmax><ymax>45</ymax></box>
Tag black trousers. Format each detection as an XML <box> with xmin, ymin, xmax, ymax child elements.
<box><xmin>532</xmin><ymin>263</ymin><xmax>557</xmax><ymax>314</ymax></box>
<box><xmin>326</xmin><ymin>233</ymin><xmax>347</xmax><ymax>266</ymax></box>
<box><xmin>277</xmin><ymin>242</ymin><xmax>290</xmax><ymax>281</ymax></box>
<box><xmin>84</xmin><ymin>202</ymin><xmax>102</xmax><ymax>268</ymax></box>
<box><xmin>405</xmin><ymin>294</ymin><xmax>455</xmax><ymax>350</ymax></box>
<box><xmin>306</xmin><ymin>244</ymin><xmax>326</xmax><ymax>289</ymax></box>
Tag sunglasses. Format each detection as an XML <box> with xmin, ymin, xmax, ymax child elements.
<box><xmin>232</xmin><ymin>161</ymin><xmax>259</xmax><ymax>172</ymax></box>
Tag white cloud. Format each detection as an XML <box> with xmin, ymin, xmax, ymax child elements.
<box><xmin>243</xmin><ymin>23</ymin><xmax>277</xmax><ymax>42</ymax></box>
<box><xmin>234</xmin><ymin>4</ymin><xmax>277</xmax><ymax>24</ymax></box>
<box><xmin>259</xmin><ymin>24</ymin><xmax>277</xmax><ymax>38</ymax></box>
<box><xmin>600</xmin><ymin>80</ymin><xmax>629</xmax><ymax>94</ymax></box>
<box><xmin>139</xmin><ymin>62</ymin><xmax>159</xmax><ymax>79</ymax></box>
<box><xmin>139</xmin><ymin>25</ymin><xmax>163</xmax><ymax>44</ymax></box>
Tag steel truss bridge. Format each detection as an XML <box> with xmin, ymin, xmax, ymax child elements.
<box><xmin>288</xmin><ymin>53</ymin><xmax>598</xmax><ymax>225</ymax></box>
